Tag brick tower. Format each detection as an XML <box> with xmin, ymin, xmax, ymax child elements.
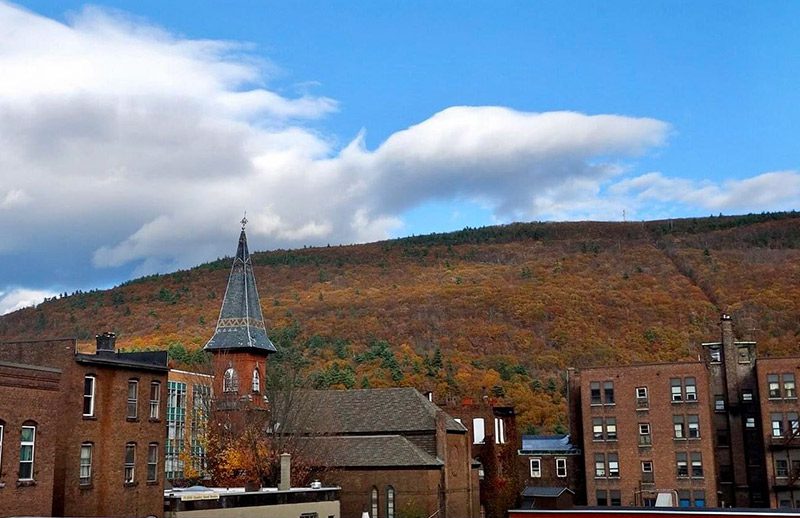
<box><xmin>204</xmin><ymin>217</ymin><xmax>277</xmax><ymax>412</ymax></box>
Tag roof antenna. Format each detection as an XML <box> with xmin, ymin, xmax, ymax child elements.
<box><xmin>241</xmin><ymin>211</ymin><xmax>248</xmax><ymax>231</ymax></box>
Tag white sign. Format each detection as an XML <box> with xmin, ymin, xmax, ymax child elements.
<box><xmin>180</xmin><ymin>492</ymin><xmax>220</xmax><ymax>501</ymax></box>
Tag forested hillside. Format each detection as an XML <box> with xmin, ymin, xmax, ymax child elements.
<box><xmin>2</xmin><ymin>212</ymin><xmax>799</xmax><ymax>432</ymax></box>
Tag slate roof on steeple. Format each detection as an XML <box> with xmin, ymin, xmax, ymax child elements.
<box><xmin>204</xmin><ymin>226</ymin><xmax>277</xmax><ymax>355</ymax></box>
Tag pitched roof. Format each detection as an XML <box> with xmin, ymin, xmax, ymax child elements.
<box><xmin>287</xmin><ymin>388</ymin><xmax>466</xmax><ymax>434</ymax></box>
<box><xmin>204</xmin><ymin>229</ymin><xmax>277</xmax><ymax>355</ymax></box>
<box><xmin>302</xmin><ymin>435</ymin><xmax>443</xmax><ymax>468</ymax></box>
<box><xmin>520</xmin><ymin>434</ymin><xmax>579</xmax><ymax>453</ymax></box>
<box><xmin>521</xmin><ymin>486</ymin><xmax>575</xmax><ymax>498</ymax></box>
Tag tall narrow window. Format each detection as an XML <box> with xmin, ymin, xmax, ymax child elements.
<box><xmin>788</xmin><ymin>413</ymin><xmax>799</xmax><ymax>435</ymax></box>
<box><xmin>147</xmin><ymin>443</ymin><xmax>158</xmax><ymax>482</ymax></box>
<box><xmin>127</xmin><ymin>380</ymin><xmax>138</xmax><ymax>419</ymax></box>
<box><xmin>556</xmin><ymin>458</ymin><xmax>567</xmax><ymax>478</ymax></box>
<box><xmin>606</xmin><ymin>417</ymin><xmax>617</xmax><ymax>441</ymax></box>
<box><xmin>604</xmin><ymin>381</ymin><xmax>615</xmax><ymax>404</ymax></box>
<box><xmin>252</xmin><ymin>368</ymin><xmax>260</xmax><ymax>393</ymax></box>
<box><xmin>673</xmin><ymin>415</ymin><xmax>685</xmax><ymax>439</ymax></box>
<box><xmin>691</xmin><ymin>452</ymin><xmax>703</xmax><ymax>478</ymax></box>
<box><xmin>80</xmin><ymin>443</ymin><xmax>92</xmax><ymax>485</ymax></box>
<box><xmin>590</xmin><ymin>382</ymin><xmax>601</xmax><ymax>405</ymax></box>
<box><xmin>784</xmin><ymin>374</ymin><xmax>796</xmax><ymax>398</ymax></box>
<box><xmin>768</xmin><ymin>374</ymin><xmax>782</xmax><ymax>398</ymax></box>
<box><xmin>494</xmin><ymin>417</ymin><xmax>506</xmax><ymax>444</ymax></box>
<box><xmin>386</xmin><ymin>486</ymin><xmax>395</xmax><ymax>518</ymax></box>
<box><xmin>676</xmin><ymin>452</ymin><xmax>688</xmax><ymax>478</ymax></box>
<box><xmin>641</xmin><ymin>460</ymin><xmax>654</xmax><ymax>483</ymax></box>
<box><xmin>472</xmin><ymin>418</ymin><xmax>485</xmax><ymax>444</ymax></box>
<box><xmin>530</xmin><ymin>458</ymin><xmax>542</xmax><ymax>477</ymax></box>
<box><xmin>149</xmin><ymin>382</ymin><xmax>161</xmax><ymax>420</ymax></box>
<box><xmin>223</xmin><ymin>368</ymin><xmax>238</xmax><ymax>393</ymax></box>
<box><xmin>687</xmin><ymin>415</ymin><xmax>700</xmax><ymax>439</ymax></box>
<box><xmin>685</xmin><ymin>378</ymin><xmax>697</xmax><ymax>401</ymax></box>
<box><xmin>671</xmin><ymin>378</ymin><xmax>683</xmax><ymax>402</ymax></box>
<box><xmin>83</xmin><ymin>375</ymin><xmax>96</xmax><ymax>417</ymax></box>
<box><xmin>639</xmin><ymin>423</ymin><xmax>652</xmax><ymax>446</ymax></box>
<box><xmin>592</xmin><ymin>417</ymin><xmax>604</xmax><ymax>440</ymax></box>
<box><xmin>594</xmin><ymin>453</ymin><xmax>606</xmax><ymax>477</ymax></box>
<box><xmin>124</xmin><ymin>443</ymin><xmax>136</xmax><ymax>483</ymax></box>
<box><xmin>776</xmin><ymin>459</ymin><xmax>789</xmax><ymax>478</ymax></box>
<box><xmin>608</xmin><ymin>453</ymin><xmax>619</xmax><ymax>478</ymax></box>
<box><xmin>19</xmin><ymin>424</ymin><xmax>36</xmax><ymax>480</ymax></box>
<box><xmin>0</xmin><ymin>421</ymin><xmax>4</xmax><ymax>472</ymax></box>
<box><xmin>371</xmin><ymin>486</ymin><xmax>379</xmax><ymax>518</ymax></box>
<box><xmin>772</xmin><ymin>413</ymin><xmax>784</xmax><ymax>437</ymax></box>
<box><xmin>635</xmin><ymin>387</ymin><xmax>649</xmax><ymax>408</ymax></box>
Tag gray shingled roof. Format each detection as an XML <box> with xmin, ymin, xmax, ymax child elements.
<box><xmin>520</xmin><ymin>434</ymin><xmax>578</xmax><ymax>453</ymax></box>
<box><xmin>302</xmin><ymin>435</ymin><xmax>443</xmax><ymax>468</ymax></box>
<box><xmin>286</xmin><ymin>388</ymin><xmax>466</xmax><ymax>434</ymax></box>
<box><xmin>204</xmin><ymin>229</ymin><xmax>277</xmax><ymax>354</ymax></box>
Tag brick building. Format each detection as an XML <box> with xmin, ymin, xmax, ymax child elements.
<box><xmin>517</xmin><ymin>435</ymin><xmax>583</xmax><ymax>508</ymax></box>
<box><xmin>0</xmin><ymin>335</ymin><xmax>168</xmax><ymax>518</ymax></box>
<box><xmin>568</xmin><ymin>315</ymin><xmax>800</xmax><ymax>510</ymax></box>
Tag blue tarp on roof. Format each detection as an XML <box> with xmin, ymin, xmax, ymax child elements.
<box><xmin>520</xmin><ymin>434</ymin><xmax>578</xmax><ymax>453</ymax></box>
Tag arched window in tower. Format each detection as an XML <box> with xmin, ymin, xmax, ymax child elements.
<box><xmin>252</xmin><ymin>368</ymin><xmax>261</xmax><ymax>393</ymax></box>
<box><xmin>223</xmin><ymin>368</ymin><xmax>239</xmax><ymax>393</ymax></box>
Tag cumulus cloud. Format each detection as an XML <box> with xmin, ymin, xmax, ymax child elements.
<box><xmin>0</xmin><ymin>288</ymin><xmax>58</xmax><ymax>315</ymax></box>
<box><xmin>1</xmin><ymin>1</ymin><xmax>797</xmax><ymax>310</ymax></box>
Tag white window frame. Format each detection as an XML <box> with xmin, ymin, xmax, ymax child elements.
<box><xmin>223</xmin><ymin>368</ymin><xmax>238</xmax><ymax>393</ymax></box>
<box><xmin>606</xmin><ymin>418</ymin><xmax>617</xmax><ymax>441</ymax></box>
<box><xmin>641</xmin><ymin>460</ymin><xmax>653</xmax><ymax>473</ymax></box>
<box><xmin>556</xmin><ymin>457</ymin><xmax>567</xmax><ymax>478</ymax></box>
<box><xmin>252</xmin><ymin>368</ymin><xmax>261</xmax><ymax>393</ymax></box>
<box><xmin>530</xmin><ymin>458</ymin><xmax>542</xmax><ymax>478</ymax></box>
<box><xmin>127</xmin><ymin>380</ymin><xmax>138</xmax><ymax>419</ymax></box>
<box><xmin>124</xmin><ymin>443</ymin><xmax>136</xmax><ymax>483</ymax></box>
<box><xmin>639</xmin><ymin>423</ymin><xmax>652</xmax><ymax>445</ymax></box>
<box><xmin>608</xmin><ymin>453</ymin><xmax>619</xmax><ymax>478</ymax></box>
<box><xmin>147</xmin><ymin>443</ymin><xmax>158</xmax><ymax>482</ymax></box>
<box><xmin>149</xmin><ymin>381</ymin><xmax>160</xmax><ymax>420</ymax></box>
<box><xmin>472</xmin><ymin>417</ymin><xmax>485</xmax><ymax>444</ymax></box>
<box><xmin>494</xmin><ymin>417</ymin><xmax>506</xmax><ymax>444</ymax></box>
<box><xmin>19</xmin><ymin>425</ymin><xmax>36</xmax><ymax>481</ymax></box>
<box><xmin>371</xmin><ymin>486</ymin><xmax>379</xmax><ymax>518</ymax></box>
<box><xmin>80</xmin><ymin>443</ymin><xmax>92</xmax><ymax>485</ymax></box>
<box><xmin>671</xmin><ymin>378</ymin><xmax>683</xmax><ymax>402</ymax></box>
<box><xmin>784</xmin><ymin>374</ymin><xmax>797</xmax><ymax>398</ymax></box>
<box><xmin>685</xmin><ymin>378</ymin><xmax>697</xmax><ymax>401</ymax></box>
<box><xmin>83</xmin><ymin>375</ymin><xmax>96</xmax><ymax>417</ymax></box>
<box><xmin>386</xmin><ymin>485</ymin><xmax>395</xmax><ymax>518</ymax></box>
<box><xmin>746</xmin><ymin>417</ymin><xmax>756</xmax><ymax>428</ymax></box>
<box><xmin>772</xmin><ymin>415</ymin><xmax>784</xmax><ymax>437</ymax></box>
<box><xmin>688</xmin><ymin>415</ymin><xmax>700</xmax><ymax>439</ymax></box>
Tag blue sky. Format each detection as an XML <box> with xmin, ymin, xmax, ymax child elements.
<box><xmin>1</xmin><ymin>1</ymin><xmax>799</xmax><ymax>313</ymax></box>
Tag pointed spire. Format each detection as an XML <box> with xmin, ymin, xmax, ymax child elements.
<box><xmin>204</xmin><ymin>224</ymin><xmax>277</xmax><ymax>355</ymax></box>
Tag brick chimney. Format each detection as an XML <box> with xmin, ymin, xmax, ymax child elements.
<box><xmin>95</xmin><ymin>332</ymin><xmax>116</xmax><ymax>354</ymax></box>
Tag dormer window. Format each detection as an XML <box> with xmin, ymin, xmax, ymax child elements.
<box><xmin>223</xmin><ymin>368</ymin><xmax>239</xmax><ymax>393</ymax></box>
<box><xmin>252</xmin><ymin>368</ymin><xmax>261</xmax><ymax>393</ymax></box>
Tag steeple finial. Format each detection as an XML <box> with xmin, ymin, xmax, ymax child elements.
<box><xmin>241</xmin><ymin>211</ymin><xmax>248</xmax><ymax>231</ymax></box>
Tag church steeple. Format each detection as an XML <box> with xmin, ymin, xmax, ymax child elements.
<box><xmin>204</xmin><ymin>219</ymin><xmax>277</xmax><ymax>355</ymax></box>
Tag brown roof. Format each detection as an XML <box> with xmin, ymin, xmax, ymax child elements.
<box><xmin>294</xmin><ymin>387</ymin><xmax>466</xmax><ymax>434</ymax></box>
<box><xmin>302</xmin><ymin>435</ymin><xmax>443</xmax><ymax>467</ymax></box>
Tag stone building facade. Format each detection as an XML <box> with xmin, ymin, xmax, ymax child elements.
<box><xmin>0</xmin><ymin>334</ymin><xmax>168</xmax><ymax>518</ymax></box>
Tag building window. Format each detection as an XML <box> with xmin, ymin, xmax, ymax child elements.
<box><xmin>166</xmin><ymin>381</ymin><xmax>187</xmax><ymax>480</ymax></box>
<box><xmin>592</xmin><ymin>417</ymin><xmax>603</xmax><ymax>441</ymax></box>
<box><xmin>530</xmin><ymin>458</ymin><xmax>542</xmax><ymax>478</ymax></box>
<box><xmin>687</xmin><ymin>415</ymin><xmax>700</xmax><ymax>439</ymax></box>
<box><xmin>788</xmin><ymin>412</ymin><xmax>799</xmax><ymax>436</ymax></box>
<box><xmin>714</xmin><ymin>395</ymin><xmax>725</xmax><ymax>411</ymax></box>
<box><xmin>693</xmin><ymin>491</ymin><xmax>705</xmax><ymax>507</ymax></box>
<box><xmin>596</xmin><ymin>490</ymin><xmax>608</xmax><ymax>506</ymax></box>
<box><xmin>608</xmin><ymin>453</ymin><xmax>619</xmax><ymax>478</ymax></box>
<box><xmin>472</xmin><ymin>418</ymin><xmax>485</xmax><ymax>444</ymax></box>
<box><xmin>124</xmin><ymin>443</ymin><xmax>136</xmax><ymax>483</ymax></box>
<box><xmin>604</xmin><ymin>381</ymin><xmax>615</xmax><ymax>404</ymax></box>
<box><xmin>606</xmin><ymin>417</ymin><xmax>617</xmax><ymax>441</ymax></box>
<box><xmin>371</xmin><ymin>487</ymin><xmax>379</xmax><ymax>518</ymax></box>
<box><xmin>691</xmin><ymin>452</ymin><xmax>703</xmax><ymax>478</ymax></box>
<box><xmin>676</xmin><ymin>452</ymin><xmax>688</xmax><ymax>478</ymax></box>
<box><xmin>147</xmin><ymin>443</ymin><xmax>158</xmax><ymax>482</ymax></box>
<box><xmin>252</xmin><ymin>368</ymin><xmax>260</xmax><ymax>393</ymax></box>
<box><xmin>745</xmin><ymin>416</ymin><xmax>756</xmax><ymax>428</ymax></box>
<box><xmin>772</xmin><ymin>413</ymin><xmax>785</xmax><ymax>437</ymax></box>
<box><xmin>79</xmin><ymin>443</ymin><xmax>92</xmax><ymax>485</ymax></box>
<box><xmin>386</xmin><ymin>486</ymin><xmax>395</xmax><ymax>518</ymax></box>
<box><xmin>19</xmin><ymin>424</ymin><xmax>36</xmax><ymax>480</ymax></box>
<box><xmin>639</xmin><ymin>423</ymin><xmax>652</xmax><ymax>446</ymax></box>
<box><xmin>556</xmin><ymin>457</ymin><xmax>567</xmax><ymax>478</ymax></box>
<box><xmin>635</xmin><ymin>386</ymin><xmax>649</xmax><ymax>408</ymax></box>
<box><xmin>641</xmin><ymin>460</ymin><xmax>654</xmax><ymax>483</ymax></box>
<box><xmin>784</xmin><ymin>374</ymin><xmax>796</xmax><ymax>398</ymax></box>
<box><xmin>776</xmin><ymin>459</ymin><xmax>789</xmax><ymax>478</ymax></box>
<box><xmin>769</xmin><ymin>374</ymin><xmax>782</xmax><ymax>398</ymax></box>
<box><xmin>742</xmin><ymin>389</ymin><xmax>754</xmax><ymax>402</ymax></box>
<box><xmin>737</xmin><ymin>346</ymin><xmax>751</xmax><ymax>364</ymax></box>
<box><xmin>590</xmin><ymin>382</ymin><xmax>602</xmax><ymax>405</ymax></box>
<box><xmin>83</xmin><ymin>375</ymin><xmax>96</xmax><ymax>417</ymax></box>
<box><xmin>0</xmin><ymin>421</ymin><xmax>4</xmax><ymax>473</ymax></box>
<box><xmin>223</xmin><ymin>368</ymin><xmax>238</xmax><ymax>393</ymax></box>
<box><xmin>149</xmin><ymin>382</ymin><xmax>161</xmax><ymax>420</ymax></box>
<box><xmin>671</xmin><ymin>378</ymin><xmax>683</xmax><ymax>402</ymax></box>
<box><xmin>595</xmin><ymin>453</ymin><xmax>606</xmax><ymax>477</ymax></box>
<box><xmin>685</xmin><ymin>378</ymin><xmax>697</xmax><ymax>401</ymax></box>
<box><xmin>127</xmin><ymin>380</ymin><xmax>138</xmax><ymax>419</ymax></box>
<box><xmin>678</xmin><ymin>490</ymin><xmax>691</xmax><ymax>507</ymax></box>
<box><xmin>708</xmin><ymin>346</ymin><xmax>721</xmax><ymax>363</ymax></box>
<box><xmin>494</xmin><ymin>417</ymin><xmax>506</xmax><ymax>444</ymax></box>
<box><xmin>610</xmin><ymin>490</ymin><xmax>621</xmax><ymax>506</ymax></box>
<box><xmin>673</xmin><ymin>415</ymin><xmax>685</xmax><ymax>439</ymax></box>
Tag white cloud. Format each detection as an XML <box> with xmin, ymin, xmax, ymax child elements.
<box><xmin>0</xmin><ymin>288</ymin><xmax>58</xmax><ymax>315</ymax></box>
<box><xmin>0</xmin><ymin>2</ymin><xmax>797</xmax><ymax>300</ymax></box>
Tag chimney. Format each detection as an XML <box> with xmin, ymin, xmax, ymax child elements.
<box><xmin>279</xmin><ymin>453</ymin><xmax>291</xmax><ymax>491</ymax></box>
<box><xmin>720</xmin><ymin>313</ymin><xmax>734</xmax><ymax>347</ymax></box>
<box><xmin>96</xmin><ymin>332</ymin><xmax>116</xmax><ymax>354</ymax></box>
